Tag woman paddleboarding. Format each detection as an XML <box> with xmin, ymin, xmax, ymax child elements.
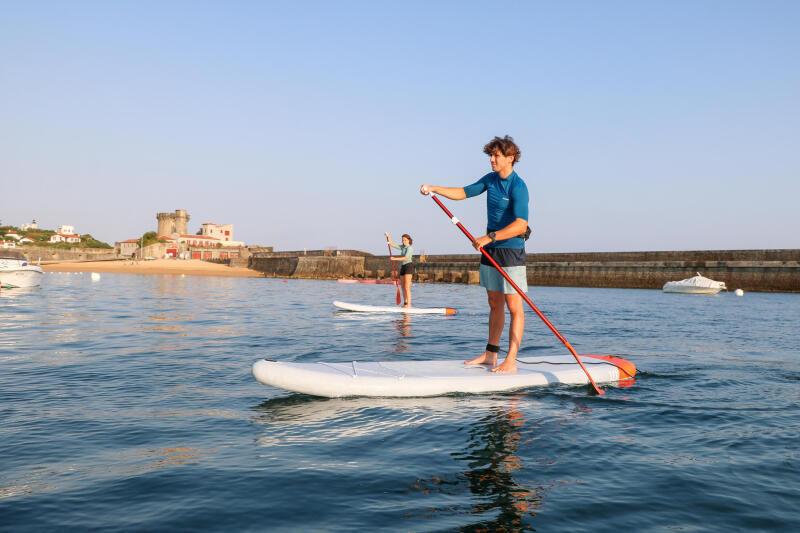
<box><xmin>385</xmin><ymin>232</ymin><xmax>414</xmax><ymax>308</ymax></box>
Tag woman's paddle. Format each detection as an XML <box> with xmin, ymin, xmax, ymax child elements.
<box><xmin>429</xmin><ymin>194</ymin><xmax>604</xmax><ymax>395</ymax></box>
<box><xmin>387</xmin><ymin>240</ymin><xmax>402</xmax><ymax>305</ymax></box>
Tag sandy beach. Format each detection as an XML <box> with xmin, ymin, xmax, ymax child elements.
<box><xmin>41</xmin><ymin>258</ymin><xmax>263</xmax><ymax>278</ymax></box>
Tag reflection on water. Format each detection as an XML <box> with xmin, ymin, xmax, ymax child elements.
<box><xmin>413</xmin><ymin>396</ymin><xmax>547</xmax><ymax>531</ymax></box>
<box><xmin>139</xmin><ymin>313</ymin><xmax>190</xmax><ymax>335</ymax></box>
<box><xmin>0</xmin><ymin>445</ymin><xmax>216</xmax><ymax>501</ymax></box>
<box><xmin>251</xmin><ymin>393</ymin><xmax>572</xmax><ymax>530</ymax></box>
<box><xmin>136</xmin><ymin>446</ymin><xmax>212</xmax><ymax>470</ymax></box>
<box><xmin>0</xmin><ymin>470</ymin><xmax>54</xmax><ymax>500</ymax></box>
<box><xmin>394</xmin><ymin>314</ymin><xmax>411</xmax><ymax>353</ymax></box>
<box><xmin>0</xmin><ymin>286</ymin><xmax>42</xmax><ymax>300</ymax></box>
<box><xmin>251</xmin><ymin>395</ymin><xmax>467</xmax><ymax>447</ymax></box>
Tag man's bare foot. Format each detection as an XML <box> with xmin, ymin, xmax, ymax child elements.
<box><xmin>491</xmin><ymin>360</ymin><xmax>517</xmax><ymax>373</ymax></box>
<box><xmin>465</xmin><ymin>352</ymin><xmax>497</xmax><ymax>366</ymax></box>
<box><xmin>401</xmin><ymin>304</ymin><xmax>411</xmax><ymax>308</ymax></box>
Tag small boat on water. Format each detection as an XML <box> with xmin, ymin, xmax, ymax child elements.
<box><xmin>663</xmin><ymin>272</ymin><xmax>726</xmax><ymax>294</ymax></box>
<box><xmin>0</xmin><ymin>250</ymin><xmax>44</xmax><ymax>288</ymax></box>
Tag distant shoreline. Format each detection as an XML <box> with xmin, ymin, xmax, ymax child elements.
<box><xmin>42</xmin><ymin>258</ymin><xmax>262</xmax><ymax>278</ymax></box>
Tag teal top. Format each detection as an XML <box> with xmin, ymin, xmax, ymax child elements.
<box><xmin>390</xmin><ymin>243</ymin><xmax>413</xmax><ymax>265</ymax></box>
<box><xmin>463</xmin><ymin>170</ymin><xmax>529</xmax><ymax>249</ymax></box>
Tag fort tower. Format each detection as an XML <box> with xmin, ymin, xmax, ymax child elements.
<box><xmin>156</xmin><ymin>209</ymin><xmax>190</xmax><ymax>237</ymax></box>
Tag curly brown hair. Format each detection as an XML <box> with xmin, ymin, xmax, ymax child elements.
<box><xmin>483</xmin><ymin>135</ymin><xmax>521</xmax><ymax>164</ymax></box>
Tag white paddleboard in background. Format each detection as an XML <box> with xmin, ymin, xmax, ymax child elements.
<box><xmin>252</xmin><ymin>355</ymin><xmax>636</xmax><ymax>398</ymax></box>
<box><xmin>333</xmin><ymin>300</ymin><xmax>456</xmax><ymax>315</ymax></box>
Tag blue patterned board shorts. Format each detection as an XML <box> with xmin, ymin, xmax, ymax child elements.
<box><xmin>479</xmin><ymin>263</ymin><xmax>528</xmax><ymax>294</ymax></box>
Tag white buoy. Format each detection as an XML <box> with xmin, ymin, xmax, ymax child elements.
<box><xmin>91</xmin><ymin>272</ymin><xmax>101</xmax><ymax>281</ymax></box>
<box><xmin>734</xmin><ymin>289</ymin><xmax>744</xmax><ymax>296</ymax></box>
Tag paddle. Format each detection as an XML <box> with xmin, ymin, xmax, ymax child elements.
<box><xmin>428</xmin><ymin>194</ymin><xmax>604</xmax><ymax>395</ymax></box>
<box><xmin>387</xmin><ymin>240</ymin><xmax>402</xmax><ymax>305</ymax></box>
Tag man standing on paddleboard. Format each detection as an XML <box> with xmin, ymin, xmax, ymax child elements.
<box><xmin>420</xmin><ymin>135</ymin><xmax>529</xmax><ymax>373</ymax></box>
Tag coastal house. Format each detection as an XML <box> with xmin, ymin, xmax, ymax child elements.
<box><xmin>5</xmin><ymin>232</ymin><xmax>21</xmax><ymax>240</ymax></box>
<box><xmin>1</xmin><ymin>240</ymin><xmax>17</xmax><ymax>248</ymax></box>
<box><xmin>177</xmin><ymin>234</ymin><xmax>220</xmax><ymax>248</ymax></box>
<box><xmin>141</xmin><ymin>238</ymin><xmax>179</xmax><ymax>259</ymax></box>
<box><xmin>57</xmin><ymin>225</ymin><xmax>75</xmax><ymax>235</ymax></box>
<box><xmin>199</xmin><ymin>223</ymin><xmax>244</xmax><ymax>247</ymax></box>
<box><xmin>19</xmin><ymin>237</ymin><xmax>35</xmax><ymax>244</ymax></box>
<box><xmin>49</xmin><ymin>233</ymin><xmax>81</xmax><ymax>244</ymax></box>
<box><xmin>117</xmin><ymin>239</ymin><xmax>140</xmax><ymax>257</ymax></box>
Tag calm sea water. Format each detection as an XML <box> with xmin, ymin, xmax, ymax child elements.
<box><xmin>1</xmin><ymin>273</ymin><xmax>798</xmax><ymax>532</ymax></box>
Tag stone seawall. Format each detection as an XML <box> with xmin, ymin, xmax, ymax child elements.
<box><xmin>248</xmin><ymin>249</ymin><xmax>800</xmax><ymax>292</ymax></box>
<box><xmin>17</xmin><ymin>246</ymin><xmax>118</xmax><ymax>262</ymax></box>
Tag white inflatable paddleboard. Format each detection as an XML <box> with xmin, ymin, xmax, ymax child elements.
<box><xmin>252</xmin><ymin>355</ymin><xmax>636</xmax><ymax>398</ymax></box>
<box><xmin>333</xmin><ymin>300</ymin><xmax>456</xmax><ymax>315</ymax></box>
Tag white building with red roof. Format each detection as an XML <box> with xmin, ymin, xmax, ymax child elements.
<box><xmin>49</xmin><ymin>233</ymin><xmax>81</xmax><ymax>244</ymax></box>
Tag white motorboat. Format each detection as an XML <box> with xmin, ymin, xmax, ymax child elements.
<box><xmin>0</xmin><ymin>250</ymin><xmax>44</xmax><ymax>288</ymax></box>
<box><xmin>662</xmin><ymin>272</ymin><xmax>726</xmax><ymax>294</ymax></box>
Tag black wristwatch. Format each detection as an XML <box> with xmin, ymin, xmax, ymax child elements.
<box><xmin>488</xmin><ymin>232</ymin><xmax>497</xmax><ymax>243</ymax></box>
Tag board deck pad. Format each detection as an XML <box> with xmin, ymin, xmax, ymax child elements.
<box><xmin>252</xmin><ymin>355</ymin><xmax>636</xmax><ymax>398</ymax></box>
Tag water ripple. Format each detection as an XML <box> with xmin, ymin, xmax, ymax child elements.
<box><xmin>1</xmin><ymin>277</ymin><xmax>798</xmax><ymax>531</ymax></box>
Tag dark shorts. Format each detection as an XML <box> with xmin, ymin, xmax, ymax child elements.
<box><xmin>399</xmin><ymin>263</ymin><xmax>414</xmax><ymax>276</ymax></box>
<box><xmin>479</xmin><ymin>247</ymin><xmax>526</xmax><ymax>267</ymax></box>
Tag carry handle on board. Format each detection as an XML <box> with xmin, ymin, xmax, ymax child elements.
<box><xmin>429</xmin><ymin>193</ymin><xmax>604</xmax><ymax>395</ymax></box>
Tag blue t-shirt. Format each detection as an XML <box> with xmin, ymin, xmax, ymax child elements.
<box><xmin>463</xmin><ymin>170</ymin><xmax>529</xmax><ymax>249</ymax></box>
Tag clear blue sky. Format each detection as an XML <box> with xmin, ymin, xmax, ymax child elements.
<box><xmin>1</xmin><ymin>1</ymin><xmax>798</xmax><ymax>255</ymax></box>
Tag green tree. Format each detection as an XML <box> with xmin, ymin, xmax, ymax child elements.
<box><xmin>141</xmin><ymin>232</ymin><xmax>167</xmax><ymax>247</ymax></box>
<box><xmin>80</xmin><ymin>234</ymin><xmax>113</xmax><ymax>249</ymax></box>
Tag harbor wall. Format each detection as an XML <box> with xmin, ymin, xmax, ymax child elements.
<box><xmin>249</xmin><ymin>249</ymin><xmax>800</xmax><ymax>292</ymax></box>
<box><xmin>17</xmin><ymin>246</ymin><xmax>118</xmax><ymax>262</ymax></box>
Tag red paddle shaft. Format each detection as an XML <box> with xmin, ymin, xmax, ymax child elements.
<box><xmin>429</xmin><ymin>194</ymin><xmax>604</xmax><ymax>395</ymax></box>
<box><xmin>387</xmin><ymin>242</ymin><xmax>402</xmax><ymax>305</ymax></box>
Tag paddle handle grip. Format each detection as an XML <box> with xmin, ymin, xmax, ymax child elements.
<box><xmin>430</xmin><ymin>194</ymin><xmax>604</xmax><ymax>395</ymax></box>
